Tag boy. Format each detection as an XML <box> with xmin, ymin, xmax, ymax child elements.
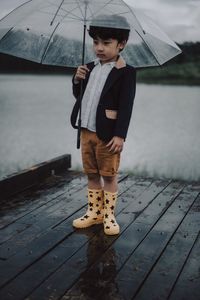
<box><xmin>71</xmin><ymin>15</ymin><xmax>136</xmax><ymax>235</ymax></box>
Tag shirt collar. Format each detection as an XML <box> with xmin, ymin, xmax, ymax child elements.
<box><xmin>94</xmin><ymin>58</ymin><xmax>117</xmax><ymax>67</ymax></box>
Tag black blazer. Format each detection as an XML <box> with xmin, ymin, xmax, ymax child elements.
<box><xmin>71</xmin><ymin>61</ymin><xmax>136</xmax><ymax>142</ymax></box>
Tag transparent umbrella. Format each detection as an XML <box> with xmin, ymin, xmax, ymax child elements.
<box><xmin>0</xmin><ymin>0</ymin><xmax>182</xmax><ymax>148</ymax></box>
<box><xmin>0</xmin><ymin>0</ymin><xmax>182</xmax><ymax>68</ymax></box>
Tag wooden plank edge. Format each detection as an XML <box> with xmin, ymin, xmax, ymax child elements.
<box><xmin>0</xmin><ymin>154</ymin><xmax>71</xmax><ymax>200</ymax></box>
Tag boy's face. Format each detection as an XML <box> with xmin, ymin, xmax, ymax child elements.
<box><xmin>93</xmin><ymin>37</ymin><xmax>126</xmax><ymax>64</ymax></box>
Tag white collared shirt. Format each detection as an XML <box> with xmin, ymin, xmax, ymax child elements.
<box><xmin>81</xmin><ymin>59</ymin><xmax>116</xmax><ymax>132</ymax></box>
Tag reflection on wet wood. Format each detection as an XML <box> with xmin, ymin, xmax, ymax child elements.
<box><xmin>0</xmin><ymin>171</ymin><xmax>199</xmax><ymax>300</ymax></box>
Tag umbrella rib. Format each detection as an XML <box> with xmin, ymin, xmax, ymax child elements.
<box><xmin>55</xmin><ymin>1</ymin><xmax>84</xmax><ymax>20</ymax></box>
<box><xmin>75</xmin><ymin>0</ymin><xmax>85</xmax><ymax>20</ymax></box>
<box><xmin>56</xmin><ymin>0</ymin><xmax>89</xmax><ymax>21</ymax></box>
<box><xmin>41</xmin><ymin>22</ymin><xmax>60</xmax><ymax>63</ymax></box>
<box><xmin>121</xmin><ymin>0</ymin><xmax>145</xmax><ymax>34</ymax></box>
<box><xmin>59</xmin><ymin>8</ymin><xmax>83</xmax><ymax>22</ymax></box>
<box><xmin>49</xmin><ymin>0</ymin><xmax>83</xmax><ymax>22</ymax></box>
<box><xmin>86</xmin><ymin>4</ymin><xmax>94</xmax><ymax>20</ymax></box>
<box><xmin>34</xmin><ymin>1</ymin><xmax>83</xmax><ymax>22</ymax></box>
<box><xmin>54</xmin><ymin>0</ymin><xmax>83</xmax><ymax>18</ymax></box>
<box><xmin>88</xmin><ymin>0</ymin><xmax>115</xmax><ymax>20</ymax></box>
<box><xmin>50</xmin><ymin>1</ymin><xmax>84</xmax><ymax>22</ymax></box>
<box><xmin>134</xmin><ymin>29</ymin><xmax>161</xmax><ymax>65</ymax></box>
<box><xmin>38</xmin><ymin>8</ymin><xmax>83</xmax><ymax>22</ymax></box>
<box><xmin>86</xmin><ymin>0</ymin><xmax>133</xmax><ymax>20</ymax></box>
<box><xmin>0</xmin><ymin>0</ymin><xmax>32</xmax><ymax>22</ymax></box>
<box><xmin>50</xmin><ymin>0</ymin><xmax>65</xmax><ymax>25</ymax></box>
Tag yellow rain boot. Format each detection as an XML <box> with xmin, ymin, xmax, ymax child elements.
<box><xmin>73</xmin><ymin>189</ymin><xmax>104</xmax><ymax>228</ymax></box>
<box><xmin>103</xmin><ymin>191</ymin><xmax>120</xmax><ymax>235</ymax></box>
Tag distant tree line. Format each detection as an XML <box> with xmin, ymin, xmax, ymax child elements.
<box><xmin>167</xmin><ymin>42</ymin><xmax>200</xmax><ymax>64</ymax></box>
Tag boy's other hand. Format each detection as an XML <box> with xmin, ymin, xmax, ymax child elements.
<box><xmin>74</xmin><ymin>65</ymin><xmax>89</xmax><ymax>82</ymax></box>
<box><xmin>106</xmin><ymin>136</ymin><xmax>124</xmax><ymax>154</ymax></box>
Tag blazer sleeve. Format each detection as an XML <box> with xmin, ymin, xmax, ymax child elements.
<box><xmin>72</xmin><ymin>62</ymin><xmax>94</xmax><ymax>100</ymax></box>
<box><xmin>114</xmin><ymin>67</ymin><xmax>136</xmax><ymax>140</ymax></box>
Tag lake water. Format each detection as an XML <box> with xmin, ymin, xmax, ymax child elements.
<box><xmin>0</xmin><ymin>74</ymin><xmax>200</xmax><ymax>181</ymax></box>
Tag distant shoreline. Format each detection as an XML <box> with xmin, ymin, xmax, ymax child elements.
<box><xmin>137</xmin><ymin>62</ymin><xmax>200</xmax><ymax>86</ymax></box>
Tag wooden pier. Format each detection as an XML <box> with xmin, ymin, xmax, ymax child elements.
<box><xmin>0</xmin><ymin>156</ymin><xmax>199</xmax><ymax>300</ymax></box>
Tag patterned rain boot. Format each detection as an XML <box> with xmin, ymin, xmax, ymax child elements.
<box><xmin>103</xmin><ymin>191</ymin><xmax>120</xmax><ymax>235</ymax></box>
<box><xmin>73</xmin><ymin>188</ymin><xmax>104</xmax><ymax>228</ymax></box>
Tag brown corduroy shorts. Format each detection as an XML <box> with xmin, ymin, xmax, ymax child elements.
<box><xmin>81</xmin><ymin>129</ymin><xmax>120</xmax><ymax>177</ymax></box>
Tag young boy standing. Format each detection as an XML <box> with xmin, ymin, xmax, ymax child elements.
<box><xmin>71</xmin><ymin>15</ymin><xmax>136</xmax><ymax>235</ymax></box>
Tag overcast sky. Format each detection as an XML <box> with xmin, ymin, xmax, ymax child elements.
<box><xmin>0</xmin><ymin>0</ymin><xmax>199</xmax><ymax>43</ymax></box>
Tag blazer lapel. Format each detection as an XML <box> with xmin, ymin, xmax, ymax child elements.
<box><xmin>100</xmin><ymin>67</ymin><xmax>125</xmax><ymax>101</ymax></box>
<box><xmin>99</xmin><ymin>56</ymin><xmax>126</xmax><ymax>101</ymax></box>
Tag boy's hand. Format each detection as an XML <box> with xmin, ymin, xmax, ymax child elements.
<box><xmin>74</xmin><ymin>65</ymin><xmax>89</xmax><ymax>82</ymax></box>
<box><xmin>106</xmin><ymin>136</ymin><xmax>124</xmax><ymax>154</ymax></box>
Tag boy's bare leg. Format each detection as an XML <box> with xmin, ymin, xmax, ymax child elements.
<box><xmin>102</xmin><ymin>175</ymin><xmax>118</xmax><ymax>193</ymax></box>
<box><xmin>87</xmin><ymin>173</ymin><xmax>102</xmax><ymax>189</ymax></box>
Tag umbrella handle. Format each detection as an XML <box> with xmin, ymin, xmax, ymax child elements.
<box><xmin>77</xmin><ymin>119</ymin><xmax>81</xmax><ymax>149</ymax></box>
<box><xmin>76</xmin><ymin>78</ymin><xmax>84</xmax><ymax>149</ymax></box>
<box><xmin>76</xmin><ymin>24</ymin><xmax>87</xmax><ymax>149</ymax></box>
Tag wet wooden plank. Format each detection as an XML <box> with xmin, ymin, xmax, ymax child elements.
<box><xmin>22</xmin><ymin>179</ymin><xmax>171</xmax><ymax>300</ymax></box>
<box><xmin>169</xmin><ymin>231</ymin><xmax>200</xmax><ymax>300</ymax></box>
<box><xmin>134</xmin><ymin>193</ymin><xmax>200</xmax><ymax>300</ymax></box>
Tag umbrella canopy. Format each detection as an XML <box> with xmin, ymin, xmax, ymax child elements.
<box><xmin>0</xmin><ymin>0</ymin><xmax>181</xmax><ymax>68</ymax></box>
